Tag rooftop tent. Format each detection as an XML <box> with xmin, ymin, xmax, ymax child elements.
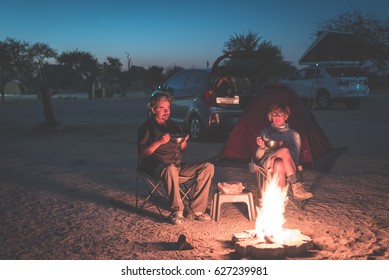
<box><xmin>299</xmin><ymin>31</ymin><xmax>369</xmax><ymax>65</ymax></box>
<box><xmin>219</xmin><ymin>84</ymin><xmax>336</xmax><ymax>170</ymax></box>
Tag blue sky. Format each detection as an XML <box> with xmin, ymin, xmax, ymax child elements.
<box><xmin>1</xmin><ymin>0</ymin><xmax>388</xmax><ymax>70</ymax></box>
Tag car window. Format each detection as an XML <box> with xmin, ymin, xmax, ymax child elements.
<box><xmin>325</xmin><ymin>67</ymin><xmax>366</xmax><ymax>77</ymax></box>
<box><xmin>304</xmin><ymin>69</ymin><xmax>321</xmax><ymax>79</ymax></box>
<box><xmin>197</xmin><ymin>71</ymin><xmax>211</xmax><ymax>89</ymax></box>
<box><xmin>184</xmin><ymin>71</ymin><xmax>201</xmax><ymax>90</ymax></box>
<box><xmin>165</xmin><ymin>71</ymin><xmax>189</xmax><ymax>91</ymax></box>
<box><xmin>290</xmin><ymin>70</ymin><xmax>305</xmax><ymax>80</ymax></box>
<box><xmin>215</xmin><ymin>56</ymin><xmax>262</xmax><ymax>68</ymax></box>
<box><xmin>235</xmin><ymin>77</ymin><xmax>253</xmax><ymax>94</ymax></box>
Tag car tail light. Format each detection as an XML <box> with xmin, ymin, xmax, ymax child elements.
<box><xmin>209</xmin><ymin>113</ymin><xmax>220</xmax><ymax>125</ymax></box>
<box><xmin>203</xmin><ymin>89</ymin><xmax>216</xmax><ymax>107</ymax></box>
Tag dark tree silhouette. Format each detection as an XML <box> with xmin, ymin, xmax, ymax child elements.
<box><xmin>30</xmin><ymin>42</ymin><xmax>59</xmax><ymax>127</ymax></box>
<box><xmin>57</xmin><ymin>50</ymin><xmax>99</xmax><ymax>99</ymax></box>
<box><xmin>33</xmin><ymin>68</ymin><xmax>58</xmax><ymax>127</ymax></box>
<box><xmin>223</xmin><ymin>31</ymin><xmax>296</xmax><ymax>84</ymax></box>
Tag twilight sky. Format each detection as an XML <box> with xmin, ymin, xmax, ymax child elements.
<box><xmin>1</xmin><ymin>0</ymin><xmax>388</xmax><ymax>70</ymax></box>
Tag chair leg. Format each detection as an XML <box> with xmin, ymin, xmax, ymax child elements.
<box><xmin>247</xmin><ymin>192</ymin><xmax>256</xmax><ymax>221</ymax></box>
<box><xmin>287</xmin><ymin>188</ymin><xmax>307</xmax><ymax>211</ymax></box>
<box><xmin>179</xmin><ymin>182</ymin><xmax>192</xmax><ymax>202</ymax></box>
<box><xmin>136</xmin><ymin>170</ymin><xmax>139</xmax><ymax>209</ymax></box>
<box><xmin>137</xmin><ymin>174</ymin><xmax>166</xmax><ymax>218</ymax></box>
<box><xmin>136</xmin><ymin>173</ymin><xmax>196</xmax><ymax>220</ymax></box>
<box><xmin>210</xmin><ymin>192</ymin><xmax>219</xmax><ymax>221</ymax></box>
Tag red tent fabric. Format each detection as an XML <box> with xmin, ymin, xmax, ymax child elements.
<box><xmin>220</xmin><ymin>83</ymin><xmax>333</xmax><ymax>167</ymax></box>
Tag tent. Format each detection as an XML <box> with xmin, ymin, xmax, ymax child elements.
<box><xmin>4</xmin><ymin>80</ymin><xmax>27</xmax><ymax>95</ymax></box>
<box><xmin>219</xmin><ymin>83</ymin><xmax>336</xmax><ymax>169</ymax></box>
<box><xmin>298</xmin><ymin>31</ymin><xmax>369</xmax><ymax>65</ymax></box>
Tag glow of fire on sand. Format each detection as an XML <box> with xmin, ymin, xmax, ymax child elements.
<box><xmin>255</xmin><ymin>175</ymin><xmax>289</xmax><ymax>244</ymax></box>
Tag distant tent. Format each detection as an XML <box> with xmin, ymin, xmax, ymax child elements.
<box><xmin>4</xmin><ymin>80</ymin><xmax>27</xmax><ymax>95</ymax></box>
<box><xmin>219</xmin><ymin>83</ymin><xmax>336</xmax><ymax>169</ymax></box>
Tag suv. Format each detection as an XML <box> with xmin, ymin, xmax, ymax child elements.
<box><xmin>279</xmin><ymin>64</ymin><xmax>369</xmax><ymax>109</ymax></box>
<box><xmin>151</xmin><ymin>51</ymin><xmax>262</xmax><ymax>141</ymax></box>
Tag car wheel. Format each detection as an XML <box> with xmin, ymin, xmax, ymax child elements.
<box><xmin>344</xmin><ymin>99</ymin><xmax>361</xmax><ymax>110</ymax></box>
<box><xmin>316</xmin><ymin>91</ymin><xmax>332</xmax><ymax>110</ymax></box>
<box><xmin>189</xmin><ymin>115</ymin><xmax>205</xmax><ymax>141</ymax></box>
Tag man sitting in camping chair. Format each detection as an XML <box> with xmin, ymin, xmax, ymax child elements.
<box><xmin>255</xmin><ymin>103</ymin><xmax>313</xmax><ymax>201</ymax></box>
<box><xmin>138</xmin><ymin>91</ymin><xmax>214</xmax><ymax>225</ymax></box>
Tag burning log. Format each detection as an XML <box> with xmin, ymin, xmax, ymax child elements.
<box><xmin>264</xmin><ymin>235</ymin><xmax>274</xmax><ymax>244</ymax></box>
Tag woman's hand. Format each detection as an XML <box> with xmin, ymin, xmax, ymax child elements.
<box><xmin>256</xmin><ymin>136</ymin><xmax>265</xmax><ymax>149</ymax></box>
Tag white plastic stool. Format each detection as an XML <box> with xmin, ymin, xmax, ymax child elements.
<box><xmin>210</xmin><ymin>191</ymin><xmax>256</xmax><ymax>222</ymax></box>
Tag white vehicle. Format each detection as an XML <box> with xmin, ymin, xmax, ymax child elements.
<box><xmin>280</xmin><ymin>64</ymin><xmax>370</xmax><ymax>110</ymax></box>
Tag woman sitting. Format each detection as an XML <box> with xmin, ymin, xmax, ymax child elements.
<box><xmin>255</xmin><ymin>103</ymin><xmax>313</xmax><ymax>200</ymax></box>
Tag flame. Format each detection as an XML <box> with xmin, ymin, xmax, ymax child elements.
<box><xmin>255</xmin><ymin>175</ymin><xmax>288</xmax><ymax>244</ymax></box>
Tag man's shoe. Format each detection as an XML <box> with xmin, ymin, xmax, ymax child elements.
<box><xmin>194</xmin><ymin>212</ymin><xmax>211</xmax><ymax>222</ymax></box>
<box><xmin>170</xmin><ymin>211</ymin><xmax>183</xmax><ymax>225</ymax></box>
<box><xmin>291</xmin><ymin>182</ymin><xmax>313</xmax><ymax>200</ymax></box>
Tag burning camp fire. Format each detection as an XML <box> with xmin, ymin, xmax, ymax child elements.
<box><xmin>255</xmin><ymin>176</ymin><xmax>288</xmax><ymax>243</ymax></box>
<box><xmin>233</xmin><ymin>176</ymin><xmax>313</xmax><ymax>258</ymax></box>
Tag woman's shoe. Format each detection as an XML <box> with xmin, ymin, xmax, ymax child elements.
<box><xmin>194</xmin><ymin>212</ymin><xmax>211</xmax><ymax>222</ymax></box>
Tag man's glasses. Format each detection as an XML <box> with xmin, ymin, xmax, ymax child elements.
<box><xmin>271</xmin><ymin>112</ymin><xmax>285</xmax><ymax>117</ymax></box>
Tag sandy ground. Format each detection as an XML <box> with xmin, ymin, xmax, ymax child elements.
<box><xmin>0</xmin><ymin>89</ymin><xmax>388</xmax><ymax>260</ymax></box>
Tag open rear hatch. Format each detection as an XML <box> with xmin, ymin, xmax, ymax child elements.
<box><xmin>210</xmin><ymin>51</ymin><xmax>263</xmax><ymax>109</ymax></box>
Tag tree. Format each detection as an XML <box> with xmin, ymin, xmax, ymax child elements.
<box><xmin>146</xmin><ymin>65</ymin><xmax>164</xmax><ymax>90</ymax></box>
<box><xmin>318</xmin><ymin>8</ymin><xmax>389</xmax><ymax>71</ymax></box>
<box><xmin>164</xmin><ymin>65</ymin><xmax>184</xmax><ymax>81</ymax></box>
<box><xmin>104</xmin><ymin>56</ymin><xmax>122</xmax><ymax>73</ymax></box>
<box><xmin>102</xmin><ymin>56</ymin><xmax>124</xmax><ymax>95</ymax></box>
<box><xmin>57</xmin><ymin>50</ymin><xmax>99</xmax><ymax>98</ymax></box>
<box><xmin>0</xmin><ymin>38</ymin><xmax>30</xmax><ymax>100</ymax></box>
<box><xmin>223</xmin><ymin>30</ymin><xmax>261</xmax><ymax>52</ymax></box>
<box><xmin>223</xmin><ymin>31</ymin><xmax>296</xmax><ymax>84</ymax></box>
<box><xmin>128</xmin><ymin>65</ymin><xmax>147</xmax><ymax>90</ymax></box>
<box><xmin>0</xmin><ymin>38</ymin><xmax>60</xmax><ymax>127</ymax></box>
<box><xmin>254</xmin><ymin>41</ymin><xmax>296</xmax><ymax>84</ymax></box>
<box><xmin>0</xmin><ymin>40</ymin><xmax>11</xmax><ymax>100</ymax></box>
<box><xmin>29</xmin><ymin>42</ymin><xmax>59</xmax><ymax>127</ymax></box>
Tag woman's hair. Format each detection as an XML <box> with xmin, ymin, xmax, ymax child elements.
<box><xmin>149</xmin><ymin>91</ymin><xmax>174</xmax><ymax>109</ymax></box>
<box><xmin>267</xmin><ymin>103</ymin><xmax>291</xmax><ymax>122</ymax></box>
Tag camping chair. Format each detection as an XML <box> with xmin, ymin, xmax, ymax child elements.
<box><xmin>135</xmin><ymin>160</ymin><xmax>195</xmax><ymax>219</ymax></box>
<box><xmin>252</xmin><ymin>163</ymin><xmax>306</xmax><ymax>211</ymax></box>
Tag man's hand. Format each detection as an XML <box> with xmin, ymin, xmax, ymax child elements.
<box><xmin>159</xmin><ymin>133</ymin><xmax>170</xmax><ymax>144</ymax></box>
<box><xmin>179</xmin><ymin>134</ymin><xmax>190</xmax><ymax>151</ymax></box>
